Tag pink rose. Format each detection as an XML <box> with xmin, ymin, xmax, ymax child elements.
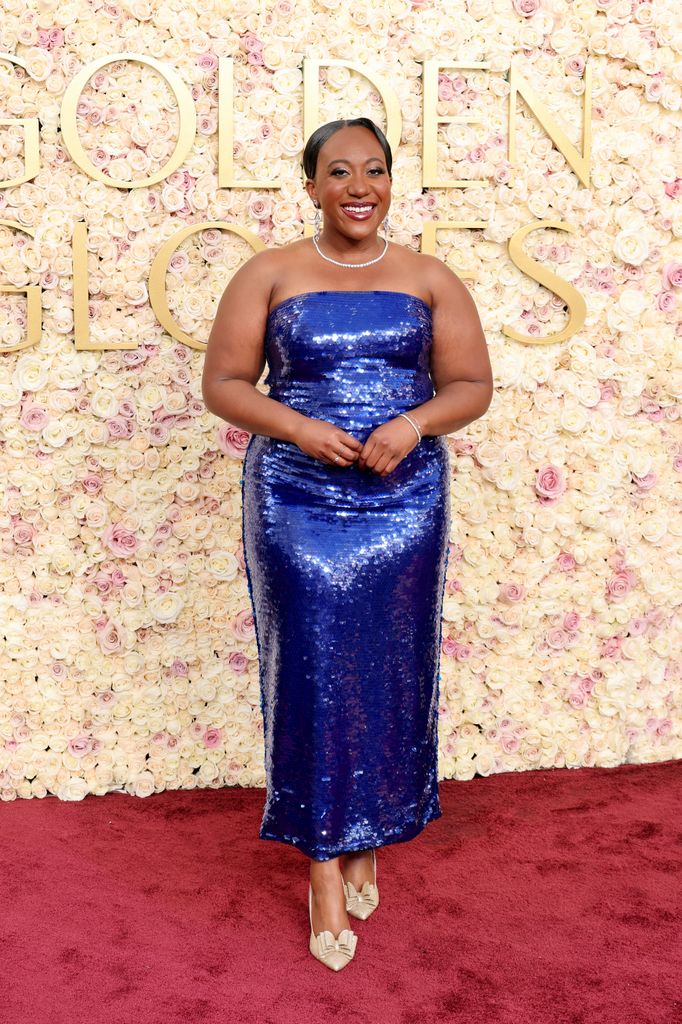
<box><xmin>82</xmin><ymin>475</ymin><xmax>102</xmax><ymax>494</ymax></box>
<box><xmin>566</xmin><ymin>56</ymin><xmax>585</xmax><ymax>76</ymax></box>
<box><xmin>68</xmin><ymin>736</ymin><xmax>92</xmax><ymax>757</ymax></box>
<box><xmin>217</xmin><ymin>423</ymin><xmax>251</xmax><ymax>457</ymax></box>
<box><xmin>103</xmin><ymin>522</ymin><xmax>139</xmax><ymax>557</ymax></box>
<box><xmin>513</xmin><ymin>0</ymin><xmax>541</xmax><ymax>16</ymax></box>
<box><xmin>662</xmin><ymin>261</ymin><xmax>682</xmax><ymax>289</ymax></box>
<box><xmin>628</xmin><ymin>617</ymin><xmax>648</xmax><ymax>636</ymax></box>
<box><xmin>557</xmin><ymin>551</ymin><xmax>576</xmax><ymax>571</ymax></box>
<box><xmin>451</xmin><ymin>438</ymin><xmax>477</xmax><ymax>455</ymax></box>
<box><xmin>606</xmin><ymin>569</ymin><xmax>636</xmax><ymax>600</ymax></box>
<box><xmin>535</xmin><ymin>464</ymin><xmax>566</xmax><ymax>502</ymax></box>
<box><xmin>499</xmin><ymin>581</ymin><xmax>527</xmax><ymax>603</ymax></box>
<box><xmin>632</xmin><ymin>471</ymin><xmax>657</xmax><ymax>490</ymax></box>
<box><xmin>438</xmin><ymin>74</ymin><xmax>455</xmax><ymax>102</ymax></box>
<box><xmin>92</xmin><ymin>572</ymin><xmax>113</xmax><ymax>596</ymax></box>
<box><xmin>664</xmin><ymin>178</ymin><xmax>682</xmax><ymax>198</ymax></box>
<box><xmin>228</xmin><ymin>652</ymin><xmax>249</xmax><ymax>674</ymax></box>
<box><xmin>547</xmin><ymin>627</ymin><xmax>569</xmax><ymax>650</ymax></box>
<box><xmin>501</xmin><ymin>733</ymin><xmax>520</xmax><ymax>753</ymax></box>
<box><xmin>203</xmin><ymin>728</ymin><xmax>223</xmax><ymax>748</ymax></box>
<box><xmin>197</xmin><ymin>52</ymin><xmax>218</xmax><ymax>71</ymax></box>
<box><xmin>20</xmin><ymin>404</ymin><xmax>49</xmax><ymax>431</ymax></box>
<box><xmin>657</xmin><ymin>286</ymin><xmax>674</xmax><ymax>311</ymax></box>
<box><xmin>97</xmin><ymin>618</ymin><xmax>124</xmax><ymax>654</ymax></box>
<box><xmin>13</xmin><ymin>522</ymin><xmax>35</xmax><ymax>545</ymax></box>
<box><xmin>232</xmin><ymin>608</ymin><xmax>255</xmax><ymax>641</ymax></box>
<box><xmin>564</xmin><ymin>611</ymin><xmax>580</xmax><ymax>630</ymax></box>
<box><xmin>646</xmin><ymin>717</ymin><xmax>672</xmax><ymax>737</ymax></box>
<box><xmin>149</xmin><ymin>423</ymin><xmax>171</xmax><ymax>445</ymax></box>
<box><xmin>106</xmin><ymin>416</ymin><xmax>135</xmax><ymax>439</ymax></box>
<box><xmin>601</xmin><ymin>636</ymin><xmax>622</xmax><ymax>658</ymax></box>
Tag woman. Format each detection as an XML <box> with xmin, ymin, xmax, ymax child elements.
<box><xmin>202</xmin><ymin>117</ymin><xmax>493</xmax><ymax>970</ymax></box>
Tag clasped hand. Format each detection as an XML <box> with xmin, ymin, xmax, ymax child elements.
<box><xmin>296</xmin><ymin>415</ymin><xmax>420</xmax><ymax>477</ymax></box>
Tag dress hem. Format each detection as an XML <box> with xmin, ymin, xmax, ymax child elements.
<box><xmin>258</xmin><ymin>799</ymin><xmax>443</xmax><ymax>861</ymax></box>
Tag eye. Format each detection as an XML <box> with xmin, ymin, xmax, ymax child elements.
<box><xmin>369</xmin><ymin>167</ymin><xmax>385</xmax><ymax>175</ymax></box>
<box><xmin>330</xmin><ymin>168</ymin><xmax>348</xmax><ymax>176</ymax></box>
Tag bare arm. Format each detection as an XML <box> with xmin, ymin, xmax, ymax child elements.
<box><xmin>201</xmin><ymin>250</ymin><xmax>308</xmax><ymax>442</ymax></box>
<box><xmin>202</xmin><ymin>250</ymin><xmax>363</xmax><ymax>467</ymax></box>
<box><xmin>410</xmin><ymin>259</ymin><xmax>494</xmax><ymax>437</ymax></box>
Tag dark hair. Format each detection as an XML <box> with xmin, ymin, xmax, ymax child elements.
<box><xmin>302</xmin><ymin>118</ymin><xmax>393</xmax><ymax>181</ymax></box>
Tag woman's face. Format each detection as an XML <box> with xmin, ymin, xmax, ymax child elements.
<box><xmin>305</xmin><ymin>125</ymin><xmax>392</xmax><ymax>240</ymax></box>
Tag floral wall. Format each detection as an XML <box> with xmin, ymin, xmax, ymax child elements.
<box><xmin>0</xmin><ymin>0</ymin><xmax>680</xmax><ymax>802</ymax></box>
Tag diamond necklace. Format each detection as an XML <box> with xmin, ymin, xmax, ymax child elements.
<box><xmin>312</xmin><ymin>232</ymin><xmax>388</xmax><ymax>269</ymax></box>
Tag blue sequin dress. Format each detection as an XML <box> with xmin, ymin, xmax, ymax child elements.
<box><xmin>240</xmin><ymin>290</ymin><xmax>450</xmax><ymax>861</ymax></box>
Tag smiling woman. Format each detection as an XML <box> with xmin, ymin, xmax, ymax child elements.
<box><xmin>201</xmin><ymin>117</ymin><xmax>493</xmax><ymax>971</ymax></box>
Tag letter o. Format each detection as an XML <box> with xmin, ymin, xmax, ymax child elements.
<box><xmin>149</xmin><ymin>222</ymin><xmax>266</xmax><ymax>350</ymax></box>
<box><xmin>61</xmin><ymin>52</ymin><xmax>196</xmax><ymax>189</ymax></box>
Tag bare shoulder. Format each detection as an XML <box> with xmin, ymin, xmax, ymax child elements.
<box><xmin>385</xmin><ymin>246</ymin><xmax>464</xmax><ymax>308</ymax></box>
<box><xmin>414</xmin><ymin>251</ymin><xmax>468</xmax><ymax>302</ymax></box>
<box><xmin>217</xmin><ymin>242</ymin><xmax>293</xmax><ymax>312</ymax></box>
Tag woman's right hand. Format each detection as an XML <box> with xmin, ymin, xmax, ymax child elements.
<box><xmin>292</xmin><ymin>417</ymin><xmax>363</xmax><ymax>467</ymax></box>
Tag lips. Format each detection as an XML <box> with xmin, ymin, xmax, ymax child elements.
<box><xmin>341</xmin><ymin>203</ymin><xmax>376</xmax><ymax>221</ymax></box>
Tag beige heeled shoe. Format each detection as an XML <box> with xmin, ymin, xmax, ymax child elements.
<box><xmin>342</xmin><ymin>848</ymin><xmax>380</xmax><ymax>920</ymax></box>
<box><xmin>308</xmin><ymin>884</ymin><xmax>358</xmax><ymax>971</ymax></box>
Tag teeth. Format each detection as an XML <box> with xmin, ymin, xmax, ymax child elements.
<box><xmin>344</xmin><ymin>205</ymin><xmax>374</xmax><ymax>212</ymax></box>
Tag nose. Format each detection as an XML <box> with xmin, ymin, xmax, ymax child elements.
<box><xmin>346</xmin><ymin>174</ymin><xmax>371</xmax><ymax>197</ymax></box>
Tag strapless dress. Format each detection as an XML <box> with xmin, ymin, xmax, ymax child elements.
<box><xmin>240</xmin><ymin>290</ymin><xmax>451</xmax><ymax>860</ymax></box>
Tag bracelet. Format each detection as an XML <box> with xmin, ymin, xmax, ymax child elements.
<box><xmin>398</xmin><ymin>412</ymin><xmax>422</xmax><ymax>442</ymax></box>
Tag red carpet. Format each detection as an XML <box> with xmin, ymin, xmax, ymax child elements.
<box><xmin>3</xmin><ymin>759</ymin><xmax>681</xmax><ymax>1024</ymax></box>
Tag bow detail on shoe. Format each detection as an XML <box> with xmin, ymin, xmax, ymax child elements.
<box><xmin>344</xmin><ymin>880</ymin><xmax>379</xmax><ymax>905</ymax></box>
<box><xmin>316</xmin><ymin>928</ymin><xmax>357</xmax><ymax>958</ymax></box>
<box><xmin>343</xmin><ymin>879</ymin><xmax>380</xmax><ymax>920</ymax></box>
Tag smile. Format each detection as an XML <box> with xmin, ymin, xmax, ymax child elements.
<box><xmin>341</xmin><ymin>204</ymin><xmax>376</xmax><ymax>220</ymax></box>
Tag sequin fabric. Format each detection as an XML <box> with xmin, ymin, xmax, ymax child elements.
<box><xmin>240</xmin><ymin>290</ymin><xmax>451</xmax><ymax>861</ymax></box>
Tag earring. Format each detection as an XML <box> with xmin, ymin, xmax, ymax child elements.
<box><xmin>313</xmin><ymin>204</ymin><xmax>321</xmax><ymax>238</ymax></box>
<box><xmin>383</xmin><ymin>212</ymin><xmax>391</xmax><ymax>239</ymax></box>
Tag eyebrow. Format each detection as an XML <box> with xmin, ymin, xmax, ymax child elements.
<box><xmin>326</xmin><ymin>157</ymin><xmax>384</xmax><ymax>168</ymax></box>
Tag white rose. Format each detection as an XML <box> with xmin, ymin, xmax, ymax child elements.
<box><xmin>620</xmin><ymin>290</ymin><xmax>650</xmax><ymax>320</ymax></box>
<box><xmin>56</xmin><ymin>776</ymin><xmax>89</xmax><ymax>801</ymax></box>
<box><xmin>12</xmin><ymin>354</ymin><xmax>49</xmax><ymax>392</ymax></box>
<box><xmin>613</xmin><ymin>230</ymin><xmax>649</xmax><ymax>265</ymax></box>
<box><xmin>41</xmin><ymin>420</ymin><xmax>70</xmax><ymax>447</ymax></box>
<box><xmin>148</xmin><ymin>592</ymin><xmax>184</xmax><ymax>624</ymax></box>
<box><xmin>130</xmin><ymin>772</ymin><xmax>156</xmax><ymax>798</ymax></box>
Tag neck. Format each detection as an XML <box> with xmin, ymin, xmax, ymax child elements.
<box><xmin>318</xmin><ymin>228</ymin><xmax>383</xmax><ymax>260</ymax></box>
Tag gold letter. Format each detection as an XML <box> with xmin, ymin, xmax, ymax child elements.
<box><xmin>149</xmin><ymin>222</ymin><xmax>266</xmax><ymax>350</ymax></box>
<box><xmin>508</xmin><ymin>62</ymin><xmax>592</xmax><ymax>188</ymax></box>
<box><xmin>218</xmin><ymin>57</ymin><xmax>280</xmax><ymax>188</ymax></box>
<box><xmin>303</xmin><ymin>59</ymin><xmax>401</xmax><ymax>237</ymax></box>
<box><xmin>0</xmin><ymin>221</ymin><xmax>41</xmax><ymax>352</ymax></box>
<box><xmin>72</xmin><ymin>221</ymin><xmax>138</xmax><ymax>350</ymax></box>
<box><xmin>0</xmin><ymin>54</ymin><xmax>40</xmax><ymax>187</ymax></box>
<box><xmin>422</xmin><ymin>60</ymin><xmax>491</xmax><ymax>189</ymax></box>
<box><xmin>503</xmin><ymin>220</ymin><xmax>587</xmax><ymax>345</ymax></box>
<box><xmin>421</xmin><ymin>220</ymin><xmax>486</xmax><ymax>281</ymax></box>
<box><xmin>62</xmin><ymin>53</ymin><xmax>196</xmax><ymax>188</ymax></box>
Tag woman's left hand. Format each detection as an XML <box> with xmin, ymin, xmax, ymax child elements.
<box><xmin>357</xmin><ymin>416</ymin><xmax>421</xmax><ymax>476</ymax></box>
